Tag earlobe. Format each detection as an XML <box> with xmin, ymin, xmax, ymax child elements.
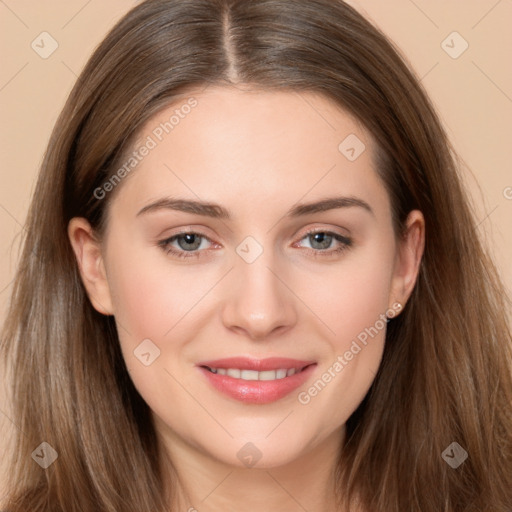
<box><xmin>67</xmin><ymin>217</ymin><xmax>114</xmax><ymax>316</ymax></box>
<box><xmin>389</xmin><ymin>210</ymin><xmax>425</xmax><ymax>313</ymax></box>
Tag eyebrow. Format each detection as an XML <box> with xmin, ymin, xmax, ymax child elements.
<box><xmin>136</xmin><ymin>195</ymin><xmax>374</xmax><ymax>219</ymax></box>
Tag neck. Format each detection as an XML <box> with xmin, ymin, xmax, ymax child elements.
<box><xmin>157</xmin><ymin>424</ymin><xmax>349</xmax><ymax>512</ymax></box>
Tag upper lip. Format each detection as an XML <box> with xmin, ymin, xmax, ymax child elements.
<box><xmin>197</xmin><ymin>357</ymin><xmax>316</xmax><ymax>372</ymax></box>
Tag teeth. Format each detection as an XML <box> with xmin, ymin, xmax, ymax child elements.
<box><xmin>259</xmin><ymin>370</ymin><xmax>278</xmax><ymax>381</ymax></box>
<box><xmin>207</xmin><ymin>367</ymin><xmax>302</xmax><ymax>380</ymax></box>
<box><xmin>241</xmin><ymin>369</ymin><xmax>259</xmax><ymax>380</ymax></box>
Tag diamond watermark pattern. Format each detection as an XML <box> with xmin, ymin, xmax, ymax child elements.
<box><xmin>134</xmin><ymin>338</ymin><xmax>161</xmax><ymax>366</ymax></box>
<box><xmin>236</xmin><ymin>236</ymin><xmax>264</xmax><ymax>264</ymax></box>
<box><xmin>441</xmin><ymin>31</ymin><xmax>469</xmax><ymax>59</ymax></box>
<box><xmin>237</xmin><ymin>442</ymin><xmax>263</xmax><ymax>467</ymax></box>
<box><xmin>31</xmin><ymin>32</ymin><xmax>59</xmax><ymax>59</ymax></box>
<box><xmin>31</xmin><ymin>441</ymin><xmax>58</xmax><ymax>469</ymax></box>
<box><xmin>339</xmin><ymin>134</ymin><xmax>366</xmax><ymax>162</ymax></box>
<box><xmin>441</xmin><ymin>441</ymin><xmax>468</xmax><ymax>468</ymax></box>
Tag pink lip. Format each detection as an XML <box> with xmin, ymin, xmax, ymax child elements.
<box><xmin>197</xmin><ymin>356</ymin><xmax>315</xmax><ymax>371</ymax></box>
<box><xmin>196</xmin><ymin>357</ymin><xmax>317</xmax><ymax>404</ymax></box>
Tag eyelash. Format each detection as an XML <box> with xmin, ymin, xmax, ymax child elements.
<box><xmin>158</xmin><ymin>228</ymin><xmax>353</xmax><ymax>260</ymax></box>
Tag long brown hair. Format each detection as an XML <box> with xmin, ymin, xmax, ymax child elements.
<box><xmin>1</xmin><ymin>0</ymin><xmax>511</xmax><ymax>510</ymax></box>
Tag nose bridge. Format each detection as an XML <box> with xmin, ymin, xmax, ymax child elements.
<box><xmin>221</xmin><ymin>237</ymin><xmax>297</xmax><ymax>339</ymax></box>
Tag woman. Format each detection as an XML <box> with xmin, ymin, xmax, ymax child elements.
<box><xmin>1</xmin><ymin>0</ymin><xmax>511</xmax><ymax>510</ymax></box>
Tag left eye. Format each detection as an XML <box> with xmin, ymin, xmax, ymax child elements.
<box><xmin>296</xmin><ymin>230</ymin><xmax>349</xmax><ymax>251</ymax></box>
<box><xmin>158</xmin><ymin>229</ymin><xmax>352</xmax><ymax>259</ymax></box>
<box><xmin>293</xmin><ymin>229</ymin><xmax>353</xmax><ymax>258</ymax></box>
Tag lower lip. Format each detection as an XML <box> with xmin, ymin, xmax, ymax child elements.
<box><xmin>198</xmin><ymin>364</ymin><xmax>317</xmax><ymax>404</ymax></box>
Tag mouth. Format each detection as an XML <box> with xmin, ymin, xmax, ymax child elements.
<box><xmin>196</xmin><ymin>357</ymin><xmax>317</xmax><ymax>404</ymax></box>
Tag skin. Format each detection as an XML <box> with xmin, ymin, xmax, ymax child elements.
<box><xmin>68</xmin><ymin>85</ymin><xmax>425</xmax><ymax>512</ymax></box>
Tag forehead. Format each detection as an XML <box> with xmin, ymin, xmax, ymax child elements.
<box><xmin>110</xmin><ymin>85</ymin><xmax>388</xmax><ymax>220</ymax></box>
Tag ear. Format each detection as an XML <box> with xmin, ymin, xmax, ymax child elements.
<box><xmin>67</xmin><ymin>217</ymin><xmax>114</xmax><ymax>316</ymax></box>
<box><xmin>389</xmin><ymin>210</ymin><xmax>425</xmax><ymax>314</ymax></box>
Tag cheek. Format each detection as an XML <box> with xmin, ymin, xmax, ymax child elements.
<box><xmin>105</xmin><ymin>241</ymin><xmax>207</xmax><ymax>341</ymax></box>
<box><xmin>295</xmin><ymin>238</ymin><xmax>394</xmax><ymax>420</ymax></box>
<box><xmin>108</xmin><ymin>265</ymin><xmax>171</xmax><ymax>339</ymax></box>
<box><xmin>312</xmin><ymin>237</ymin><xmax>395</xmax><ymax>344</ymax></box>
<box><xmin>104</xmin><ymin>246</ymin><xmax>204</xmax><ymax>404</ymax></box>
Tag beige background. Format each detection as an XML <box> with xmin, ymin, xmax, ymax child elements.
<box><xmin>1</xmin><ymin>0</ymin><xmax>511</xmax><ymax>501</ymax></box>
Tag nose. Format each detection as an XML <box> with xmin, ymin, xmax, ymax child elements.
<box><xmin>221</xmin><ymin>251</ymin><xmax>298</xmax><ymax>341</ymax></box>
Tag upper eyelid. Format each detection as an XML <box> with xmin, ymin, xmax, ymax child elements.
<box><xmin>161</xmin><ymin>227</ymin><xmax>351</xmax><ymax>248</ymax></box>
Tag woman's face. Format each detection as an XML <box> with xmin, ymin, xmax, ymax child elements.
<box><xmin>69</xmin><ymin>85</ymin><xmax>424</xmax><ymax>469</ymax></box>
